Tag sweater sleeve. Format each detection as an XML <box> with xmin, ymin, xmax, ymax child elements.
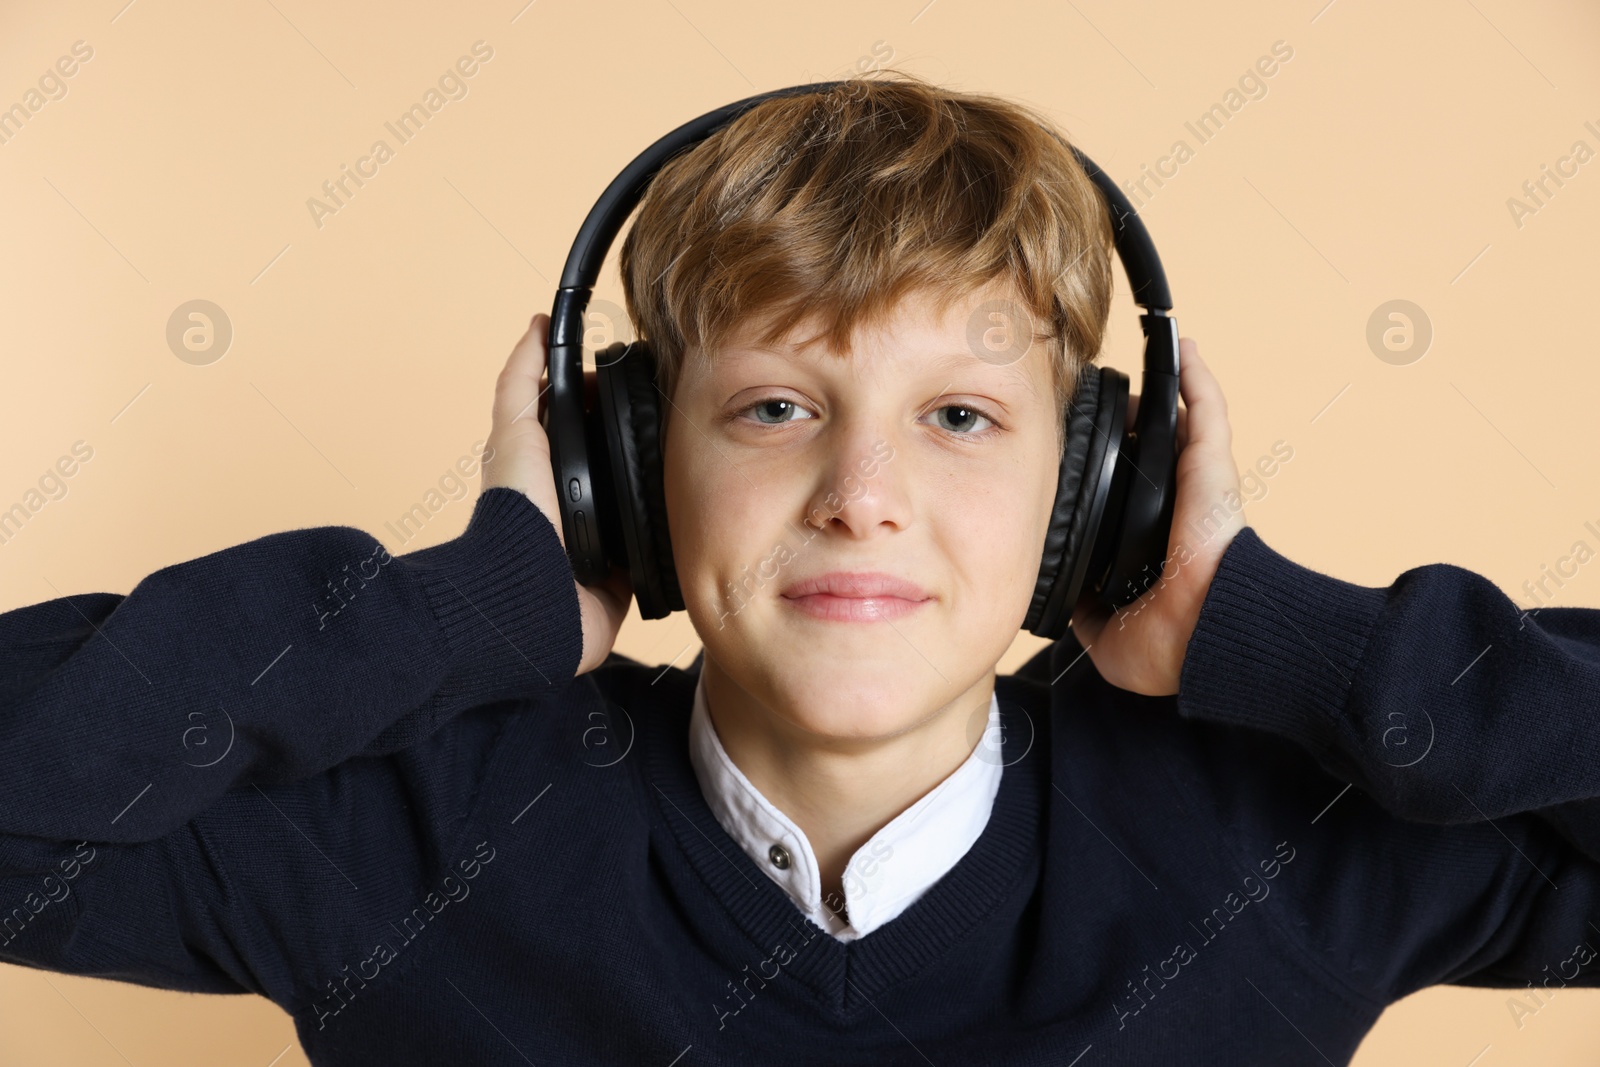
<box><xmin>1175</xmin><ymin>526</ymin><xmax>1600</xmax><ymax>1000</ymax></box>
<box><xmin>0</xmin><ymin>487</ymin><xmax>582</xmax><ymax>998</ymax></box>
<box><xmin>0</xmin><ymin>487</ymin><xmax>580</xmax><ymax>845</ymax></box>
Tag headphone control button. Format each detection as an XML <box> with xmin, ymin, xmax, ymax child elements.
<box><xmin>568</xmin><ymin>478</ymin><xmax>582</xmax><ymax>502</ymax></box>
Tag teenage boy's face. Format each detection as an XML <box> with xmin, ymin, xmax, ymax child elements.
<box><xmin>662</xmin><ymin>283</ymin><xmax>1063</xmax><ymax>740</ymax></box>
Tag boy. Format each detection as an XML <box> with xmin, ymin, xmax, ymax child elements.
<box><xmin>3</xmin><ymin>74</ymin><xmax>1599</xmax><ymax>1065</ymax></box>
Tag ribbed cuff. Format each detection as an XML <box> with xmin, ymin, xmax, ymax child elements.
<box><xmin>400</xmin><ymin>488</ymin><xmax>583</xmax><ymax>700</ymax></box>
<box><xmin>1176</xmin><ymin>527</ymin><xmax>1387</xmax><ymax>746</ymax></box>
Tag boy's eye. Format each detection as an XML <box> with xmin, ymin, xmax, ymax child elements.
<box><xmin>734</xmin><ymin>398</ymin><xmax>998</xmax><ymax>435</ymax></box>
<box><xmin>922</xmin><ymin>404</ymin><xmax>995</xmax><ymax>435</ymax></box>
<box><xmin>741</xmin><ymin>398</ymin><xmax>817</xmax><ymax>425</ymax></box>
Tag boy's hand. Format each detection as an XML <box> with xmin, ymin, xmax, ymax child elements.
<box><xmin>482</xmin><ymin>312</ymin><xmax>634</xmax><ymax>676</ymax></box>
<box><xmin>1069</xmin><ymin>338</ymin><xmax>1246</xmax><ymax>696</ymax></box>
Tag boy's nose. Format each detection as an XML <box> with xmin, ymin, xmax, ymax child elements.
<box><xmin>802</xmin><ymin>434</ymin><xmax>906</xmax><ymax>538</ymax></box>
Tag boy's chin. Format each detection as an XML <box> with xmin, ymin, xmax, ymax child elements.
<box><xmin>768</xmin><ymin>679</ymin><xmax>947</xmax><ymax>744</ymax></box>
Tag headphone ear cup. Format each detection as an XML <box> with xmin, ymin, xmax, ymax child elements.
<box><xmin>1025</xmin><ymin>364</ymin><xmax>1127</xmax><ymax>639</ymax></box>
<box><xmin>595</xmin><ymin>341</ymin><xmax>683</xmax><ymax>620</ymax></box>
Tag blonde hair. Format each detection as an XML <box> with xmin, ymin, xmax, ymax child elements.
<box><xmin>618</xmin><ymin>70</ymin><xmax>1115</xmax><ymax>449</ymax></box>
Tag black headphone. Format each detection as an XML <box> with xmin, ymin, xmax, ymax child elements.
<box><xmin>543</xmin><ymin>82</ymin><xmax>1179</xmax><ymax>639</ymax></box>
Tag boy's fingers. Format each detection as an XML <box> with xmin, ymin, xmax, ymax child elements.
<box><xmin>495</xmin><ymin>313</ymin><xmax>550</xmax><ymax>428</ymax></box>
<box><xmin>1176</xmin><ymin>338</ymin><xmax>1229</xmax><ymax>452</ymax></box>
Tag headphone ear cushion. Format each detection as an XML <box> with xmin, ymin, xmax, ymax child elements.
<box><xmin>1025</xmin><ymin>364</ymin><xmax>1107</xmax><ymax>636</ymax></box>
<box><xmin>598</xmin><ymin>341</ymin><xmax>684</xmax><ymax>620</ymax></box>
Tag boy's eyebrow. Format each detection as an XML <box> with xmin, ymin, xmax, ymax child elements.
<box><xmin>707</xmin><ymin>345</ymin><xmax>1040</xmax><ymax>409</ymax></box>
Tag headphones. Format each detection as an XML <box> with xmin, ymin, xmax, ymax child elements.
<box><xmin>543</xmin><ymin>82</ymin><xmax>1179</xmax><ymax>640</ymax></box>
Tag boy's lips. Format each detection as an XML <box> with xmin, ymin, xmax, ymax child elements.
<box><xmin>778</xmin><ymin>571</ymin><xmax>933</xmax><ymax>623</ymax></box>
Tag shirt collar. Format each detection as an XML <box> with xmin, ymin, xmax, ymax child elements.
<box><xmin>686</xmin><ymin>671</ymin><xmax>1003</xmax><ymax>941</ymax></box>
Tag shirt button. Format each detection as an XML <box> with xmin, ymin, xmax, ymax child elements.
<box><xmin>768</xmin><ymin>844</ymin><xmax>791</xmax><ymax>870</ymax></box>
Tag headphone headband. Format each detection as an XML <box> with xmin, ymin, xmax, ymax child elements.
<box><xmin>552</xmin><ymin>81</ymin><xmax>1172</xmax><ymax>352</ymax></box>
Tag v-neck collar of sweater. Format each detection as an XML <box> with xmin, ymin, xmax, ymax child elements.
<box><xmin>686</xmin><ymin>671</ymin><xmax>1005</xmax><ymax>942</ymax></box>
<box><xmin>640</xmin><ymin>667</ymin><xmax>1047</xmax><ymax>1012</ymax></box>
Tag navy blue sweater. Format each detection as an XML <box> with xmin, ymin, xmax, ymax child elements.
<box><xmin>3</xmin><ymin>487</ymin><xmax>1599</xmax><ymax>1065</ymax></box>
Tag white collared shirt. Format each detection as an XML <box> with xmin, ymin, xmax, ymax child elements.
<box><xmin>686</xmin><ymin>673</ymin><xmax>1004</xmax><ymax>941</ymax></box>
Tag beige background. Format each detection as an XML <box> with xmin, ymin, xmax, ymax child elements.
<box><xmin>2</xmin><ymin>0</ymin><xmax>1597</xmax><ymax>1062</ymax></box>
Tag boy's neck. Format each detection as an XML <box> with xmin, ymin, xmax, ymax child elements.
<box><xmin>698</xmin><ymin>656</ymin><xmax>996</xmax><ymax>919</ymax></box>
